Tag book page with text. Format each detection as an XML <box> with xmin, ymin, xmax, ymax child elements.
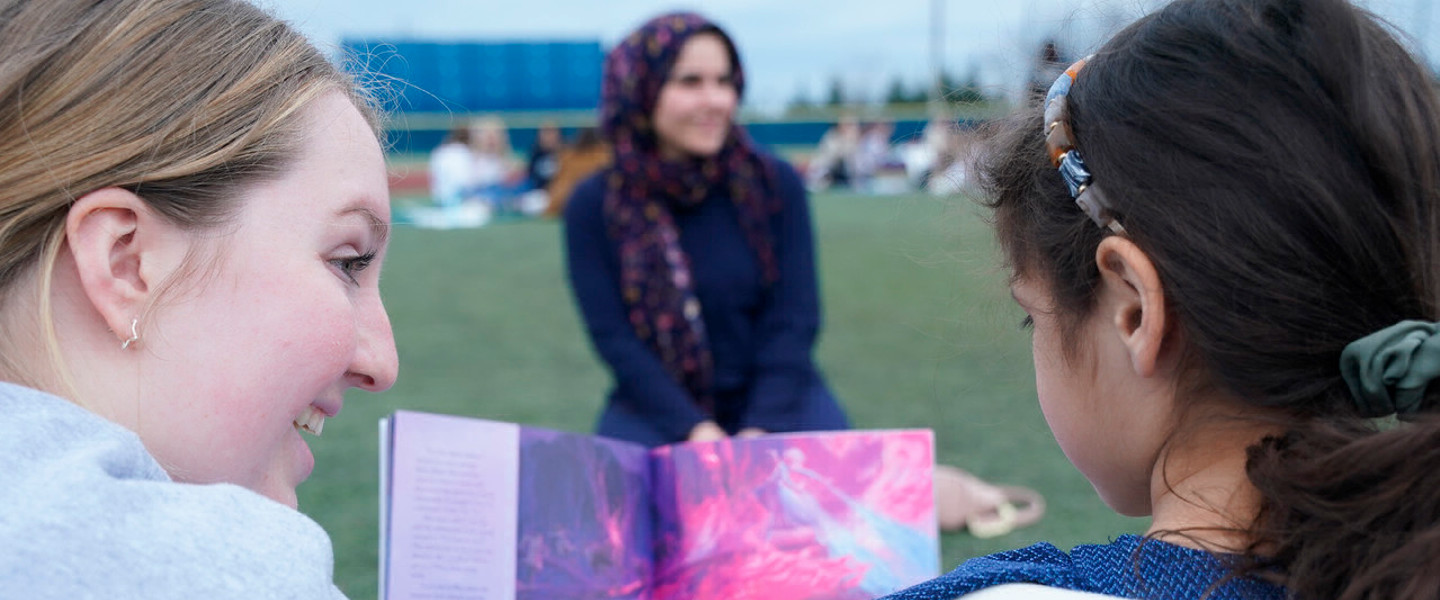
<box><xmin>385</xmin><ymin>411</ymin><xmax>520</xmax><ymax>600</ymax></box>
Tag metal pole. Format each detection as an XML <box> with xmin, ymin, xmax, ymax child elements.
<box><xmin>1416</xmin><ymin>0</ymin><xmax>1433</xmax><ymax>66</ymax></box>
<box><xmin>931</xmin><ymin>0</ymin><xmax>945</xmax><ymax>106</ymax></box>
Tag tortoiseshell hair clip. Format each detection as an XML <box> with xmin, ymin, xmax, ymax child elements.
<box><xmin>1044</xmin><ymin>57</ymin><xmax>1126</xmax><ymax>236</ymax></box>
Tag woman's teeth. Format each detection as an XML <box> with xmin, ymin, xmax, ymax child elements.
<box><xmin>294</xmin><ymin>406</ymin><xmax>325</xmax><ymax>436</ymax></box>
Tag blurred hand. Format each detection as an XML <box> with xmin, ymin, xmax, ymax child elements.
<box><xmin>736</xmin><ymin>427</ymin><xmax>767</xmax><ymax>439</ymax></box>
<box><xmin>687</xmin><ymin>420</ymin><xmax>728</xmax><ymax>442</ymax></box>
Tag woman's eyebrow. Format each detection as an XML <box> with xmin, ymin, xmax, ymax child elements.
<box><xmin>338</xmin><ymin>205</ymin><xmax>390</xmax><ymax>246</ymax></box>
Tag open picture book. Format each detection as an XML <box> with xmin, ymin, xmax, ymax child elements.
<box><xmin>379</xmin><ymin>410</ymin><xmax>940</xmax><ymax>600</ymax></box>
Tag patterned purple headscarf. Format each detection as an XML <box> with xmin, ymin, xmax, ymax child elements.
<box><xmin>600</xmin><ymin>12</ymin><xmax>779</xmax><ymax>415</ymax></box>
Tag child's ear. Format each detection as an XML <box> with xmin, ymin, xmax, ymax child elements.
<box><xmin>1093</xmin><ymin>236</ymin><xmax>1170</xmax><ymax>377</ymax></box>
<box><xmin>65</xmin><ymin>188</ymin><xmax>187</xmax><ymax>345</ymax></box>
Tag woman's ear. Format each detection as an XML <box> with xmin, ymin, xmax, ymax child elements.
<box><xmin>65</xmin><ymin>188</ymin><xmax>185</xmax><ymax>344</ymax></box>
<box><xmin>1093</xmin><ymin>236</ymin><xmax>1170</xmax><ymax>377</ymax></box>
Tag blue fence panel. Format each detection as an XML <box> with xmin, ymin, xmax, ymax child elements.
<box><xmin>556</xmin><ymin>42</ymin><xmax>605</xmax><ymax>109</ymax></box>
<box><xmin>513</xmin><ymin>43</ymin><xmax>553</xmax><ymax>109</ymax></box>
<box><xmin>343</xmin><ymin>38</ymin><xmax>603</xmax><ymax>114</ymax></box>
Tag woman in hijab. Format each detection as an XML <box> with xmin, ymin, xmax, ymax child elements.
<box><xmin>563</xmin><ymin>12</ymin><xmax>848</xmax><ymax>446</ymax></box>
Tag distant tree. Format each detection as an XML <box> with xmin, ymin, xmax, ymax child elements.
<box><xmin>935</xmin><ymin>69</ymin><xmax>988</xmax><ymax>105</ymax></box>
<box><xmin>952</xmin><ymin>70</ymin><xmax>986</xmax><ymax>104</ymax></box>
<box><xmin>910</xmin><ymin>87</ymin><xmax>929</xmax><ymax>104</ymax></box>
<box><xmin>826</xmin><ymin>76</ymin><xmax>846</xmax><ymax>106</ymax></box>
<box><xmin>785</xmin><ymin>84</ymin><xmax>815</xmax><ymax>116</ymax></box>
<box><xmin>937</xmin><ymin>71</ymin><xmax>958</xmax><ymax>98</ymax></box>
<box><xmin>885</xmin><ymin>77</ymin><xmax>910</xmax><ymax>105</ymax></box>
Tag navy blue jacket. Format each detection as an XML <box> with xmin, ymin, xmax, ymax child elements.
<box><xmin>563</xmin><ymin>158</ymin><xmax>844</xmax><ymax>444</ymax></box>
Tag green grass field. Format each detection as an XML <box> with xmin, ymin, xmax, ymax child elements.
<box><xmin>298</xmin><ymin>191</ymin><xmax>1145</xmax><ymax>598</ymax></box>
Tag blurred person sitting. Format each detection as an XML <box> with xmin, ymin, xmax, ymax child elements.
<box><xmin>429</xmin><ymin>126</ymin><xmax>478</xmax><ymax>209</ymax></box>
<box><xmin>563</xmin><ymin>12</ymin><xmax>1038</xmax><ymax>536</ymax></box>
<box><xmin>470</xmin><ymin>116</ymin><xmax>529</xmax><ymax>216</ymax></box>
<box><xmin>856</xmin><ymin>119</ymin><xmax>909</xmax><ymax>194</ymax></box>
<box><xmin>417</xmin><ymin>124</ymin><xmax>493</xmax><ymax>228</ymax></box>
<box><xmin>515</xmin><ymin>121</ymin><xmax>566</xmax><ymax>217</ymax></box>
<box><xmin>899</xmin><ymin>115</ymin><xmax>952</xmax><ymax>191</ymax></box>
<box><xmin>564</xmin><ymin>12</ymin><xmax>850</xmax><ymax>447</ymax></box>
<box><xmin>854</xmin><ymin>120</ymin><xmax>887</xmax><ymax>180</ymax></box>
<box><xmin>805</xmin><ymin>114</ymin><xmax>861</xmax><ymax>191</ymax></box>
<box><xmin>544</xmin><ymin>127</ymin><xmax>611</xmax><ymax>218</ymax></box>
<box><xmin>527</xmin><ymin>121</ymin><xmax>563</xmax><ymax>191</ymax></box>
<box><xmin>927</xmin><ymin>127</ymin><xmax>978</xmax><ymax>197</ymax></box>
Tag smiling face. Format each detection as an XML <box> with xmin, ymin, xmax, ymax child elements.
<box><xmin>134</xmin><ymin>92</ymin><xmax>398</xmax><ymax>508</ymax></box>
<box><xmin>652</xmin><ymin>32</ymin><xmax>738</xmax><ymax>160</ymax></box>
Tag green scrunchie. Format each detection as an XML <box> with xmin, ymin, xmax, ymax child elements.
<box><xmin>1339</xmin><ymin>320</ymin><xmax>1440</xmax><ymax>417</ymax></box>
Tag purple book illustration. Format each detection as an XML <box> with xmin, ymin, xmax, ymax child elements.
<box><xmin>381</xmin><ymin>410</ymin><xmax>938</xmax><ymax>600</ymax></box>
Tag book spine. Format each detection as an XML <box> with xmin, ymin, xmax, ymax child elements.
<box><xmin>647</xmin><ymin>448</ymin><xmax>682</xmax><ymax>599</ymax></box>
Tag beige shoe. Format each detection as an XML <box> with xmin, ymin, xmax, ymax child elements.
<box><xmin>933</xmin><ymin>464</ymin><xmax>1046</xmax><ymax>538</ymax></box>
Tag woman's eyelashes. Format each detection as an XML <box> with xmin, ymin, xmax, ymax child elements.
<box><xmin>330</xmin><ymin>251</ymin><xmax>376</xmax><ymax>285</ymax></box>
<box><xmin>1020</xmin><ymin>315</ymin><xmax>1034</xmax><ymax>330</ymax></box>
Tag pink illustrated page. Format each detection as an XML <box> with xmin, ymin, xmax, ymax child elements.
<box><xmin>383</xmin><ymin>412</ymin><xmax>938</xmax><ymax>600</ymax></box>
<box><xmin>648</xmin><ymin>430</ymin><xmax>938</xmax><ymax>600</ymax></box>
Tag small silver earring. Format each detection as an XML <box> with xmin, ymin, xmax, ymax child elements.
<box><xmin>121</xmin><ymin>318</ymin><xmax>139</xmax><ymax>350</ymax></box>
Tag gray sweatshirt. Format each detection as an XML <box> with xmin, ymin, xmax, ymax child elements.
<box><xmin>0</xmin><ymin>382</ymin><xmax>348</xmax><ymax>599</ymax></box>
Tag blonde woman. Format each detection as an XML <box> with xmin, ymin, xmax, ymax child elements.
<box><xmin>0</xmin><ymin>0</ymin><xmax>398</xmax><ymax>597</ymax></box>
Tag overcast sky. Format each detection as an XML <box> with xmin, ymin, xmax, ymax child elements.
<box><xmin>257</xmin><ymin>0</ymin><xmax>1438</xmax><ymax>111</ymax></box>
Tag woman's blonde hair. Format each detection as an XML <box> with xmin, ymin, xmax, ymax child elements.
<box><xmin>0</xmin><ymin>0</ymin><xmax>379</xmax><ymax>387</ymax></box>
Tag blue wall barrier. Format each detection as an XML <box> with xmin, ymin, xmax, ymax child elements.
<box><xmin>346</xmin><ymin>39</ymin><xmax>604</xmax><ymax>114</ymax></box>
<box><xmin>343</xmin><ymin>38</ymin><xmax>995</xmax><ymax>157</ymax></box>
